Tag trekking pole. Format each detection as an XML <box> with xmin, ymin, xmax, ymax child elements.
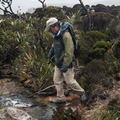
<box><xmin>48</xmin><ymin>59</ymin><xmax>55</xmax><ymax>66</ymax></box>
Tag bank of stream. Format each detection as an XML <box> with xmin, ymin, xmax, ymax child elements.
<box><xmin>0</xmin><ymin>77</ymin><xmax>58</xmax><ymax>120</ymax></box>
<box><xmin>1</xmin><ymin>75</ymin><xmax>120</xmax><ymax>120</ymax></box>
<box><xmin>0</xmin><ymin>77</ymin><xmax>85</xmax><ymax>120</ymax></box>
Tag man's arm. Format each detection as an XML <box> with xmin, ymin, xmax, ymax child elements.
<box><xmin>61</xmin><ymin>32</ymin><xmax>74</xmax><ymax>72</ymax></box>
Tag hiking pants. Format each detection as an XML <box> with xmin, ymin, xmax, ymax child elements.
<box><xmin>53</xmin><ymin>66</ymin><xmax>85</xmax><ymax>101</ymax></box>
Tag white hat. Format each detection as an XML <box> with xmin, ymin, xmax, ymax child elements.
<box><xmin>44</xmin><ymin>17</ymin><xmax>58</xmax><ymax>32</ymax></box>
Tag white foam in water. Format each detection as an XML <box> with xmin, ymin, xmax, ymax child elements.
<box><xmin>0</xmin><ymin>96</ymin><xmax>33</xmax><ymax>108</ymax></box>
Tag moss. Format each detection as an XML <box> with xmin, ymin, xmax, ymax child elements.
<box><xmin>0</xmin><ymin>108</ymin><xmax>5</xmax><ymax>113</ymax></box>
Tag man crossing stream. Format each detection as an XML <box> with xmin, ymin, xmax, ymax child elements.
<box><xmin>44</xmin><ymin>17</ymin><xmax>86</xmax><ymax>104</ymax></box>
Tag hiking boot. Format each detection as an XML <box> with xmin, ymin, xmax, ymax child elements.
<box><xmin>50</xmin><ymin>99</ymin><xmax>66</xmax><ymax>104</ymax></box>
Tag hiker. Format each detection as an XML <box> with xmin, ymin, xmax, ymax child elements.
<box><xmin>88</xmin><ymin>7</ymin><xmax>95</xmax><ymax>15</ymax></box>
<box><xmin>44</xmin><ymin>17</ymin><xmax>86</xmax><ymax>104</ymax></box>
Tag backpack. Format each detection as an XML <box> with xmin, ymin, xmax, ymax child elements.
<box><xmin>62</xmin><ymin>22</ymin><xmax>81</xmax><ymax>58</ymax></box>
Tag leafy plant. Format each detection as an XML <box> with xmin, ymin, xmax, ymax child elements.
<box><xmin>66</xmin><ymin>9</ymin><xmax>82</xmax><ymax>24</ymax></box>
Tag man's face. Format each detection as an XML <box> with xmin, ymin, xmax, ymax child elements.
<box><xmin>49</xmin><ymin>25</ymin><xmax>60</xmax><ymax>35</ymax></box>
<box><xmin>90</xmin><ymin>10</ymin><xmax>94</xmax><ymax>14</ymax></box>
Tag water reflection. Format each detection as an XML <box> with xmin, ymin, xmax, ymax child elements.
<box><xmin>28</xmin><ymin>104</ymin><xmax>56</xmax><ymax>120</ymax></box>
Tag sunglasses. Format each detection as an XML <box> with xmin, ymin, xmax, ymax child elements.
<box><xmin>51</xmin><ymin>23</ymin><xmax>56</xmax><ymax>28</ymax></box>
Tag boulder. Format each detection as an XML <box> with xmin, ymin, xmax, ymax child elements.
<box><xmin>0</xmin><ymin>107</ymin><xmax>35</xmax><ymax>120</ymax></box>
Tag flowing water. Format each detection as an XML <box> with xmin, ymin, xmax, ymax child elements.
<box><xmin>0</xmin><ymin>78</ymin><xmax>57</xmax><ymax>120</ymax></box>
<box><xmin>0</xmin><ymin>78</ymin><xmax>81</xmax><ymax>120</ymax></box>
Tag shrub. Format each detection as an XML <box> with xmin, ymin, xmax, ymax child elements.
<box><xmin>45</xmin><ymin>6</ymin><xmax>66</xmax><ymax>19</ymax></box>
<box><xmin>79</xmin><ymin>31</ymin><xmax>106</xmax><ymax>64</ymax></box>
<box><xmin>80</xmin><ymin>12</ymin><xmax>117</xmax><ymax>33</ymax></box>
<box><xmin>84</xmin><ymin>31</ymin><xmax>106</xmax><ymax>42</ymax></box>
<box><xmin>82</xmin><ymin>31</ymin><xmax>106</xmax><ymax>50</ymax></box>
<box><xmin>89</xmin><ymin>41</ymin><xmax>112</xmax><ymax>59</ymax></box>
<box><xmin>78</xmin><ymin>59</ymin><xmax>106</xmax><ymax>90</ymax></box>
<box><xmin>0</xmin><ymin>30</ymin><xmax>19</xmax><ymax>63</ymax></box>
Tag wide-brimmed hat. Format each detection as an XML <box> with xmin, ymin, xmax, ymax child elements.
<box><xmin>44</xmin><ymin>17</ymin><xmax>58</xmax><ymax>32</ymax></box>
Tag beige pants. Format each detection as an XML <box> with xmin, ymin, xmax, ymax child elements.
<box><xmin>53</xmin><ymin>66</ymin><xmax>85</xmax><ymax>101</ymax></box>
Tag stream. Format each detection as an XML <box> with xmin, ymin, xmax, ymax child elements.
<box><xmin>0</xmin><ymin>78</ymin><xmax>57</xmax><ymax>120</ymax></box>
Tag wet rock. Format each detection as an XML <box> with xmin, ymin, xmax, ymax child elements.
<box><xmin>0</xmin><ymin>107</ymin><xmax>35</xmax><ymax>120</ymax></box>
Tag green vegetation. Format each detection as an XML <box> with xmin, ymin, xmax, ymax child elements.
<box><xmin>89</xmin><ymin>41</ymin><xmax>112</xmax><ymax>58</ymax></box>
<box><xmin>0</xmin><ymin>6</ymin><xmax>120</xmax><ymax>119</ymax></box>
<box><xmin>52</xmin><ymin>107</ymin><xmax>81</xmax><ymax>120</ymax></box>
<box><xmin>95</xmin><ymin>99</ymin><xmax>120</xmax><ymax>120</ymax></box>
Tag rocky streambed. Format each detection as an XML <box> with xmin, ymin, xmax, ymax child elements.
<box><xmin>0</xmin><ymin>77</ymin><xmax>85</xmax><ymax>120</ymax></box>
<box><xmin>0</xmin><ymin>77</ymin><xmax>57</xmax><ymax>120</ymax></box>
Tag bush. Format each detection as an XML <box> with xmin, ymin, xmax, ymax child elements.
<box><xmin>0</xmin><ymin>29</ymin><xmax>19</xmax><ymax>63</ymax></box>
<box><xmin>89</xmin><ymin>41</ymin><xmax>112</xmax><ymax>59</ymax></box>
<box><xmin>80</xmin><ymin>12</ymin><xmax>117</xmax><ymax>33</ymax></box>
<box><xmin>45</xmin><ymin>6</ymin><xmax>66</xmax><ymax>19</ymax></box>
<box><xmin>79</xmin><ymin>31</ymin><xmax>106</xmax><ymax>64</ymax></box>
<box><xmin>78</xmin><ymin>59</ymin><xmax>106</xmax><ymax>90</ymax></box>
<box><xmin>84</xmin><ymin>31</ymin><xmax>106</xmax><ymax>41</ymax></box>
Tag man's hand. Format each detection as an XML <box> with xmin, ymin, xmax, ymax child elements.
<box><xmin>61</xmin><ymin>64</ymin><xmax>68</xmax><ymax>73</ymax></box>
<box><xmin>48</xmin><ymin>59</ymin><xmax>55</xmax><ymax>66</ymax></box>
